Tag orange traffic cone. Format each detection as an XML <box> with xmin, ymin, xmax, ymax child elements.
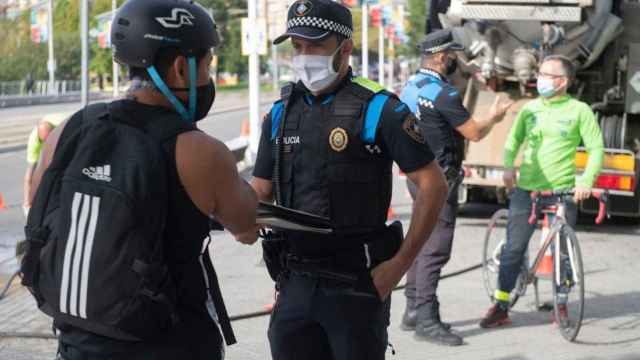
<box><xmin>0</xmin><ymin>193</ymin><xmax>6</xmax><ymax>211</ymax></box>
<box><xmin>536</xmin><ymin>215</ymin><xmax>553</xmax><ymax>276</ymax></box>
<box><xmin>387</xmin><ymin>206</ymin><xmax>395</xmax><ymax>220</ymax></box>
<box><xmin>240</xmin><ymin>119</ymin><xmax>250</xmax><ymax>137</ymax></box>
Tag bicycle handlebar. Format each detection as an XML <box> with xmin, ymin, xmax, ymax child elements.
<box><xmin>527</xmin><ymin>189</ymin><xmax>609</xmax><ymax>225</ymax></box>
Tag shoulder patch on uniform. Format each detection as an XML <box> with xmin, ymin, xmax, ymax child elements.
<box><xmin>352</xmin><ymin>76</ymin><xmax>385</xmax><ymax>94</ymax></box>
<box><xmin>402</xmin><ymin>113</ymin><xmax>425</xmax><ymax>144</ymax></box>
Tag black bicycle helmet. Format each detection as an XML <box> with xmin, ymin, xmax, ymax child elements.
<box><xmin>111</xmin><ymin>0</ymin><xmax>220</xmax><ymax>68</ymax></box>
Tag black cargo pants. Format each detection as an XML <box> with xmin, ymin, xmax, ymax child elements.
<box><xmin>268</xmin><ymin>272</ymin><xmax>391</xmax><ymax>360</ymax></box>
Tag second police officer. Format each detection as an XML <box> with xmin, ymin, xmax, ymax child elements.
<box><xmin>399</xmin><ymin>29</ymin><xmax>514</xmax><ymax>346</ymax></box>
<box><xmin>249</xmin><ymin>0</ymin><xmax>449</xmax><ymax>358</ymax></box>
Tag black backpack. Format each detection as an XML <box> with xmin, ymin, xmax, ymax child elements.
<box><xmin>22</xmin><ymin>103</ymin><xmax>192</xmax><ymax>341</ymax></box>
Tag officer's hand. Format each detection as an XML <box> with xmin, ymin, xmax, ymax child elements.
<box><xmin>234</xmin><ymin>226</ymin><xmax>260</xmax><ymax>245</ymax></box>
<box><xmin>503</xmin><ymin>169</ymin><xmax>516</xmax><ymax>191</ymax></box>
<box><xmin>574</xmin><ymin>186</ymin><xmax>592</xmax><ymax>202</ymax></box>
<box><xmin>370</xmin><ymin>258</ymin><xmax>405</xmax><ymax>301</ymax></box>
<box><xmin>489</xmin><ymin>94</ymin><xmax>514</xmax><ymax>122</ymax></box>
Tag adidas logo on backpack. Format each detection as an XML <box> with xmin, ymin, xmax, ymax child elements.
<box><xmin>82</xmin><ymin>165</ymin><xmax>112</xmax><ymax>182</ymax></box>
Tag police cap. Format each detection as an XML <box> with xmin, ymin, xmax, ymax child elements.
<box><xmin>273</xmin><ymin>0</ymin><xmax>353</xmax><ymax>45</ymax></box>
<box><xmin>418</xmin><ymin>29</ymin><xmax>464</xmax><ymax>55</ymax></box>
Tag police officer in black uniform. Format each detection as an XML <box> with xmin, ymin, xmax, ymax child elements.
<box><xmin>249</xmin><ymin>0</ymin><xmax>449</xmax><ymax>359</ymax></box>
<box><xmin>399</xmin><ymin>29</ymin><xmax>513</xmax><ymax>346</ymax></box>
<box><xmin>29</xmin><ymin>0</ymin><xmax>259</xmax><ymax>358</ymax></box>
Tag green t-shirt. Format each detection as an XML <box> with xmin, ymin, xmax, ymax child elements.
<box><xmin>26</xmin><ymin>112</ymin><xmax>69</xmax><ymax>164</ymax></box>
<box><xmin>504</xmin><ymin>95</ymin><xmax>604</xmax><ymax>191</ymax></box>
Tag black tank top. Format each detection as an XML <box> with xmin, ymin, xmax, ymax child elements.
<box><xmin>58</xmin><ymin>100</ymin><xmax>227</xmax><ymax>359</ymax></box>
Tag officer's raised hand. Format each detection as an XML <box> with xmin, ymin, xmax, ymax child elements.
<box><xmin>489</xmin><ymin>94</ymin><xmax>515</xmax><ymax>123</ymax></box>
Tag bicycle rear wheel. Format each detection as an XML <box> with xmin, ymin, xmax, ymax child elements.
<box><xmin>552</xmin><ymin>224</ymin><xmax>585</xmax><ymax>342</ymax></box>
<box><xmin>482</xmin><ymin>209</ymin><xmax>527</xmax><ymax>308</ymax></box>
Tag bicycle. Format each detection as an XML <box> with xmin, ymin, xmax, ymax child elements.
<box><xmin>482</xmin><ymin>189</ymin><xmax>608</xmax><ymax>342</ymax></box>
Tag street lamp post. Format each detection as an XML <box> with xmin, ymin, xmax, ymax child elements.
<box><xmin>378</xmin><ymin>23</ymin><xmax>384</xmax><ymax>87</ymax></box>
<box><xmin>362</xmin><ymin>1</ymin><xmax>368</xmax><ymax>79</ymax></box>
<box><xmin>81</xmin><ymin>0</ymin><xmax>89</xmax><ymax>106</ymax></box>
<box><xmin>47</xmin><ymin>0</ymin><xmax>55</xmax><ymax>94</ymax></box>
<box><xmin>247</xmin><ymin>0</ymin><xmax>260</xmax><ymax>156</ymax></box>
<box><xmin>112</xmin><ymin>0</ymin><xmax>119</xmax><ymax>98</ymax></box>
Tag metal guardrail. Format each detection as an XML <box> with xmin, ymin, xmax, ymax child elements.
<box><xmin>0</xmin><ymin>80</ymin><xmax>82</xmax><ymax>98</ymax></box>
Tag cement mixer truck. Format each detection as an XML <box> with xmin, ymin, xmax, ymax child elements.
<box><xmin>436</xmin><ymin>0</ymin><xmax>640</xmax><ymax>218</ymax></box>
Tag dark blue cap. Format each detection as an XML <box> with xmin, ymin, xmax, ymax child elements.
<box><xmin>274</xmin><ymin>0</ymin><xmax>353</xmax><ymax>45</ymax></box>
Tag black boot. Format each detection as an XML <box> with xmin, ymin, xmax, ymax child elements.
<box><xmin>414</xmin><ymin>301</ymin><xmax>462</xmax><ymax>346</ymax></box>
<box><xmin>401</xmin><ymin>298</ymin><xmax>417</xmax><ymax>331</ymax></box>
<box><xmin>402</xmin><ymin>298</ymin><xmax>451</xmax><ymax>331</ymax></box>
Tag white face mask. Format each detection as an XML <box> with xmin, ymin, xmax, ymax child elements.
<box><xmin>292</xmin><ymin>43</ymin><xmax>344</xmax><ymax>93</ymax></box>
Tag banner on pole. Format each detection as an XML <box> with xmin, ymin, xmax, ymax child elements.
<box><xmin>242</xmin><ymin>17</ymin><xmax>268</xmax><ymax>56</ymax></box>
<box><xmin>30</xmin><ymin>4</ymin><xmax>48</xmax><ymax>43</ymax></box>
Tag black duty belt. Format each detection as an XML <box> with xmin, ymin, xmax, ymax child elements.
<box><xmin>285</xmin><ymin>255</ymin><xmax>361</xmax><ymax>284</ymax></box>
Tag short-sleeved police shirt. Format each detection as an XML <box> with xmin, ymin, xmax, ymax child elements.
<box><xmin>399</xmin><ymin>69</ymin><xmax>470</xmax><ymax>169</ymax></box>
<box><xmin>253</xmin><ymin>79</ymin><xmax>436</xmax><ymax>181</ymax></box>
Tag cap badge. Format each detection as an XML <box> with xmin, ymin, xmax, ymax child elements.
<box><xmin>295</xmin><ymin>0</ymin><xmax>313</xmax><ymax>16</ymax></box>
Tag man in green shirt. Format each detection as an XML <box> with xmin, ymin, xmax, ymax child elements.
<box><xmin>479</xmin><ymin>55</ymin><xmax>604</xmax><ymax>328</ymax></box>
<box><xmin>23</xmin><ymin>112</ymin><xmax>69</xmax><ymax>217</ymax></box>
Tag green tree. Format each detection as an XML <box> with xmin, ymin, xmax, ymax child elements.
<box><xmin>199</xmin><ymin>0</ymin><xmax>248</xmax><ymax>77</ymax></box>
<box><xmin>0</xmin><ymin>11</ymin><xmax>47</xmax><ymax>81</ymax></box>
<box><xmin>405</xmin><ymin>0</ymin><xmax>426</xmax><ymax>57</ymax></box>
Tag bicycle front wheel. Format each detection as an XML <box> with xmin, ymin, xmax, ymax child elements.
<box><xmin>552</xmin><ymin>224</ymin><xmax>585</xmax><ymax>342</ymax></box>
<box><xmin>482</xmin><ymin>209</ymin><xmax>525</xmax><ymax>308</ymax></box>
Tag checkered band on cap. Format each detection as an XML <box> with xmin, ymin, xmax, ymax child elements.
<box><xmin>423</xmin><ymin>42</ymin><xmax>454</xmax><ymax>53</ymax></box>
<box><xmin>287</xmin><ymin>16</ymin><xmax>353</xmax><ymax>38</ymax></box>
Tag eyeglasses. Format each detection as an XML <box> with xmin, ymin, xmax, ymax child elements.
<box><xmin>539</xmin><ymin>72</ymin><xmax>566</xmax><ymax>79</ymax></box>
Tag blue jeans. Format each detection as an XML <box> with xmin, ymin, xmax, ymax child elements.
<box><xmin>497</xmin><ymin>188</ymin><xmax>577</xmax><ymax>294</ymax></box>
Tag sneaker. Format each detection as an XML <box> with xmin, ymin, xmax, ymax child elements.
<box><xmin>553</xmin><ymin>304</ymin><xmax>570</xmax><ymax>327</ymax></box>
<box><xmin>479</xmin><ymin>304</ymin><xmax>511</xmax><ymax>328</ymax></box>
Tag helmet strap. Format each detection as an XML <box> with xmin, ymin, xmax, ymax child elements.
<box><xmin>146</xmin><ymin>56</ymin><xmax>198</xmax><ymax>123</ymax></box>
<box><xmin>188</xmin><ymin>57</ymin><xmax>197</xmax><ymax>121</ymax></box>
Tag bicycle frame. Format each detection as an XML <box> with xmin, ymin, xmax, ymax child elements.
<box><xmin>526</xmin><ymin>207</ymin><xmax>567</xmax><ymax>285</ymax></box>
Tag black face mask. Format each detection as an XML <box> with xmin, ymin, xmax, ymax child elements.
<box><xmin>170</xmin><ymin>78</ymin><xmax>216</xmax><ymax>122</ymax></box>
<box><xmin>446</xmin><ymin>57</ymin><xmax>458</xmax><ymax>76</ymax></box>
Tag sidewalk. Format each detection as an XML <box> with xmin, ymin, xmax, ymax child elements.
<box><xmin>0</xmin><ymin>89</ymin><xmax>278</xmax><ymax>154</ymax></box>
<box><xmin>0</xmin><ymin>177</ymin><xmax>639</xmax><ymax>359</ymax></box>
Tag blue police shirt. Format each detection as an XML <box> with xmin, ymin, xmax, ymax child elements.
<box><xmin>400</xmin><ymin>68</ymin><xmax>470</xmax><ymax>169</ymax></box>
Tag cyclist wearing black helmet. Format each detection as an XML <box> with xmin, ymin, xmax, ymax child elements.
<box><xmin>27</xmin><ymin>0</ymin><xmax>258</xmax><ymax>358</ymax></box>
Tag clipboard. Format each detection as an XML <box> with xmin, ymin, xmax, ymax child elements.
<box><xmin>257</xmin><ymin>201</ymin><xmax>333</xmax><ymax>234</ymax></box>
